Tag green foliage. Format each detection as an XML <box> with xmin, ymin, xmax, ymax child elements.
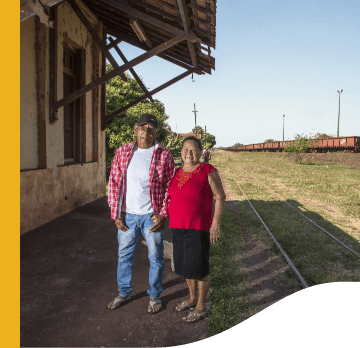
<box><xmin>265</xmin><ymin>139</ymin><xmax>275</xmax><ymax>143</ymax></box>
<box><xmin>284</xmin><ymin>133</ymin><xmax>317</xmax><ymax>163</ymax></box>
<box><xmin>105</xmin><ymin>64</ymin><xmax>181</xmax><ymax>178</ymax></box>
<box><xmin>233</xmin><ymin>142</ymin><xmax>244</xmax><ymax>147</ymax></box>
<box><xmin>201</xmin><ymin>133</ymin><xmax>216</xmax><ymax>149</ymax></box>
<box><xmin>191</xmin><ymin>126</ymin><xmax>204</xmax><ymax>135</ymax></box>
<box><xmin>190</xmin><ymin>126</ymin><xmax>216</xmax><ymax>148</ymax></box>
<box><xmin>163</xmin><ymin>133</ymin><xmax>184</xmax><ymax>157</ymax></box>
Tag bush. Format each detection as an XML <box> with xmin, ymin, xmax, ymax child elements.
<box><xmin>284</xmin><ymin>134</ymin><xmax>317</xmax><ymax>163</ymax></box>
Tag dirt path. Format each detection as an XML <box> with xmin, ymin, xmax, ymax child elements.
<box><xmin>21</xmin><ymin>197</ymin><xmax>208</xmax><ymax>347</ymax></box>
<box><xmin>21</xmin><ymin>171</ymin><xmax>302</xmax><ymax>347</ymax></box>
<box><xmin>219</xmin><ymin>169</ymin><xmax>299</xmax><ymax>316</ymax></box>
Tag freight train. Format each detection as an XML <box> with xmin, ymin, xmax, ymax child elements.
<box><xmin>223</xmin><ymin>136</ymin><xmax>360</xmax><ymax>153</ymax></box>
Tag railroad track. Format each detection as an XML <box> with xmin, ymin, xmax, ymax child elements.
<box><xmin>227</xmin><ymin>169</ymin><xmax>360</xmax><ymax>289</ymax></box>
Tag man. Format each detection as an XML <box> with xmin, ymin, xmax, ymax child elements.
<box><xmin>202</xmin><ymin>147</ymin><xmax>211</xmax><ymax>163</ymax></box>
<box><xmin>107</xmin><ymin>114</ymin><xmax>175</xmax><ymax>314</ymax></box>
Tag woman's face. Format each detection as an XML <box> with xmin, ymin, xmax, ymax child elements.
<box><xmin>181</xmin><ymin>140</ymin><xmax>202</xmax><ymax>165</ymax></box>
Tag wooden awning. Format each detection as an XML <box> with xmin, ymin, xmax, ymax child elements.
<box><xmin>21</xmin><ymin>0</ymin><xmax>217</xmax><ymax>128</ymax></box>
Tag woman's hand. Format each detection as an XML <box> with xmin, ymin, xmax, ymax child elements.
<box><xmin>210</xmin><ymin>223</ymin><xmax>221</xmax><ymax>243</ymax></box>
<box><xmin>150</xmin><ymin>214</ymin><xmax>166</xmax><ymax>232</ymax></box>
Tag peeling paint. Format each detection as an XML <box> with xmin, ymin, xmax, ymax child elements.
<box><xmin>21</xmin><ymin>0</ymin><xmax>106</xmax><ymax>235</ymax></box>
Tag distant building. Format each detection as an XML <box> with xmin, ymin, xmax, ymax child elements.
<box><xmin>178</xmin><ymin>133</ymin><xmax>202</xmax><ymax>139</ymax></box>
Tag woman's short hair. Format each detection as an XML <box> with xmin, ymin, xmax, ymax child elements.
<box><xmin>182</xmin><ymin>136</ymin><xmax>203</xmax><ymax>151</ymax></box>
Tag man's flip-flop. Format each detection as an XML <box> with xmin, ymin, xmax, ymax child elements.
<box><xmin>107</xmin><ymin>295</ymin><xmax>131</xmax><ymax>310</ymax></box>
<box><xmin>182</xmin><ymin>311</ymin><xmax>206</xmax><ymax>323</ymax></box>
<box><xmin>148</xmin><ymin>299</ymin><xmax>162</xmax><ymax>314</ymax></box>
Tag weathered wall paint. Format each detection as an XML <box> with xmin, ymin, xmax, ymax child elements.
<box><xmin>20</xmin><ymin>0</ymin><xmax>106</xmax><ymax>234</ymax></box>
<box><xmin>20</xmin><ymin>17</ymin><xmax>38</xmax><ymax>171</ymax></box>
<box><xmin>20</xmin><ymin>162</ymin><xmax>105</xmax><ymax>234</ymax></box>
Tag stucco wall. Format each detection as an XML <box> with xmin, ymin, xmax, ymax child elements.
<box><xmin>20</xmin><ymin>17</ymin><xmax>38</xmax><ymax>171</ymax></box>
<box><xmin>20</xmin><ymin>162</ymin><xmax>105</xmax><ymax>234</ymax></box>
<box><xmin>20</xmin><ymin>0</ymin><xmax>106</xmax><ymax>234</ymax></box>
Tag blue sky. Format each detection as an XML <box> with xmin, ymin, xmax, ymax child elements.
<box><xmin>110</xmin><ymin>0</ymin><xmax>360</xmax><ymax>147</ymax></box>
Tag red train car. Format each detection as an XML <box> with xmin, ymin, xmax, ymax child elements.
<box><xmin>224</xmin><ymin>136</ymin><xmax>360</xmax><ymax>153</ymax></box>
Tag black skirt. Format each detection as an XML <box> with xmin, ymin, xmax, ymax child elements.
<box><xmin>172</xmin><ymin>228</ymin><xmax>210</xmax><ymax>280</ymax></box>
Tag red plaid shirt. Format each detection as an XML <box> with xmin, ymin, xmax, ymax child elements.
<box><xmin>108</xmin><ymin>140</ymin><xmax>175</xmax><ymax>220</ymax></box>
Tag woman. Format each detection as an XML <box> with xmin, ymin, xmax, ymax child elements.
<box><xmin>167</xmin><ymin>136</ymin><xmax>226</xmax><ymax>323</ymax></box>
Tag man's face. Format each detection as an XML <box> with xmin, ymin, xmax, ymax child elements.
<box><xmin>134</xmin><ymin>123</ymin><xmax>158</xmax><ymax>149</ymax></box>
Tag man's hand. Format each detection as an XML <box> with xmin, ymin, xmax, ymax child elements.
<box><xmin>115</xmin><ymin>212</ymin><xmax>128</xmax><ymax>231</ymax></box>
<box><xmin>149</xmin><ymin>214</ymin><xmax>166</xmax><ymax>232</ymax></box>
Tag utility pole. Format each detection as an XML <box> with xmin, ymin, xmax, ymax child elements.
<box><xmin>283</xmin><ymin>114</ymin><xmax>285</xmax><ymax>141</ymax></box>
<box><xmin>205</xmin><ymin>125</ymin><xmax>207</xmax><ymax>146</ymax></box>
<box><xmin>337</xmin><ymin>89</ymin><xmax>343</xmax><ymax>137</ymax></box>
<box><xmin>192</xmin><ymin>103</ymin><xmax>198</xmax><ymax>138</ymax></box>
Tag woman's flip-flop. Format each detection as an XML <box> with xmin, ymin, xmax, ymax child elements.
<box><xmin>182</xmin><ymin>311</ymin><xmax>206</xmax><ymax>323</ymax></box>
<box><xmin>176</xmin><ymin>300</ymin><xmax>194</xmax><ymax>312</ymax></box>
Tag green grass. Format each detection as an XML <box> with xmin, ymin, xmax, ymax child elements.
<box><xmin>212</xmin><ymin>151</ymin><xmax>360</xmax><ymax>286</ymax></box>
<box><xmin>208</xmin><ymin>209</ymin><xmax>254</xmax><ymax>336</ymax></box>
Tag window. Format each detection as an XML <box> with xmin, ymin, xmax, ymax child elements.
<box><xmin>63</xmin><ymin>48</ymin><xmax>82</xmax><ymax>163</ymax></box>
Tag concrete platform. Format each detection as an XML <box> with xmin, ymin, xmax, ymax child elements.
<box><xmin>21</xmin><ymin>197</ymin><xmax>208</xmax><ymax>347</ymax></box>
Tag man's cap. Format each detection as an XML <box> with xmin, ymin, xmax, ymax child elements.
<box><xmin>137</xmin><ymin>114</ymin><xmax>158</xmax><ymax>129</ymax></box>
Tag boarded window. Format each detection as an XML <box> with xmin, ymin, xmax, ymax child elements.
<box><xmin>63</xmin><ymin>48</ymin><xmax>82</xmax><ymax>163</ymax></box>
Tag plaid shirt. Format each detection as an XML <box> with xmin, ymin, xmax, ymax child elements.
<box><xmin>108</xmin><ymin>140</ymin><xmax>175</xmax><ymax>220</ymax></box>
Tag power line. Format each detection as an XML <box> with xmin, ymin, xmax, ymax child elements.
<box><xmin>309</xmin><ymin>96</ymin><xmax>337</xmax><ymax>114</ymax></box>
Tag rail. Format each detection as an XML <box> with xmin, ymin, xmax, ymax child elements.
<box><xmin>228</xmin><ymin>170</ymin><xmax>309</xmax><ymax>288</ymax></box>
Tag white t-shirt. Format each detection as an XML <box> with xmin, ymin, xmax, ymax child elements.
<box><xmin>125</xmin><ymin>145</ymin><xmax>155</xmax><ymax>214</ymax></box>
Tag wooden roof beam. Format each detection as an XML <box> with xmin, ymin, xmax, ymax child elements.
<box><xmin>129</xmin><ymin>17</ymin><xmax>153</xmax><ymax>48</ymax></box>
<box><xmin>176</xmin><ymin>0</ymin><xmax>197</xmax><ymax>68</ymax></box>
<box><xmin>98</xmin><ymin>0</ymin><xmax>201</xmax><ymax>43</ymax></box>
<box><xmin>104</xmin><ymin>70</ymin><xmax>194</xmax><ymax>125</ymax></box>
<box><xmin>188</xmin><ymin>2</ymin><xmax>213</xmax><ymax>16</ymax></box>
<box><xmin>122</xmin><ymin>0</ymin><xmax>153</xmax><ymax>48</ymax></box>
<box><xmin>56</xmin><ymin>33</ymin><xmax>189</xmax><ymax>110</ymax></box>
<box><xmin>106</xmin><ymin>29</ymin><xmax>205</xmax><ymax>75</ymax></box>
<box><xmin>67</xmin><ymin>0</ymin><xmax>128</xmax><ymax>82</ymax></box>
<box><xmin>133</xmin><ymin>0</ymin><xmax>182</xmax><ymax>24</ymax></box>
<box><xmin>108</xmin><ymin>36</ymin><xmax>154</xmax><ymax>102</ymax></box>
<box><xmin>190</xmin><ymin>15</ymin><xmax>212</xmax><ymax>29</ymax></box>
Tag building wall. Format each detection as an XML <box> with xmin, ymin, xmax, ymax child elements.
<box><xmin>20</xmin><ymin>0</ymin><xmax>106</xmax><ymax>234</ymax></box>
<box><xmin>20</xmin><ymin>17</ymin><xmax>38</xmax><ymax>170</ymax></box>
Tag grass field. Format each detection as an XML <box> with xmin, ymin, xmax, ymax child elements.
<box><xmin>208</xmin><ymin>150</ymin><xmax>360</xmax><ymax>333</ymax></box>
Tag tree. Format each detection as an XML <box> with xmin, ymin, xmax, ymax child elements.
<box><xmin>191</xmin><ymin>126</ymin><xmax>204</xmax><ymax>135</ymax></box>
<box><xmin>265</xmin><ymin>139</ymin><xmax>275</xmax><ymax>143</ymax></box>
<box><xmin>284</xmin><ymin>134</ymin><xmax>317</xmax><ymax>163</ymax></box>
<box><xmin>234</xmin><ymin>142</ymin><xmax>244</xmax><ymax>147</ymax></box>
<box><xmin>201</xmin><ymin>133</ymin><xmax>216</xmax><ymax>149</ymax></box>
<box><xmin>190</xmin><ymin>126</ymin><xmax>216</xmax><ymax>148</ymax></box>
<box><xmin>105</xmin><ymin>64</ymin><xmax>182</xmax><ymax>177</ymax></box>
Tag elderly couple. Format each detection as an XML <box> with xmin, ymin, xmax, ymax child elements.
<box><xmin>107</xmin><ymin>114</ymin><xmax>226</xmax><ymax>323</ymax></box>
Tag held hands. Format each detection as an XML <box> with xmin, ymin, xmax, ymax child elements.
<box><xmin>210</xmin><ymin>223</ymin><xmax>221</xmax><ymax>243</ymax></box>
<box><xmin>150</xmin><ymin>214</ymin><xmax>166</xmax><ymax>232</ymax></box>
<box><xmin>114</xmin><ymin>213</ymin><xmax>165</xmax><ymax>232</ymax></box>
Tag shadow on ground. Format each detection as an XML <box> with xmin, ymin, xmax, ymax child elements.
<box><xmin>224</xmin><ymin>198</ymin><xmax>360</xmax><ymax>313</ymax></box>
<box><xmin>21</xmin><ymin>197</ymin><xmax>208</xmax><ymax>347</ymax></box>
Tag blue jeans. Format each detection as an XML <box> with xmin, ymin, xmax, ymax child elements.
<box><xmin>117</xmin><ymin>213</ymin><xmax>165</xmax><ymax>299</ymax></box>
